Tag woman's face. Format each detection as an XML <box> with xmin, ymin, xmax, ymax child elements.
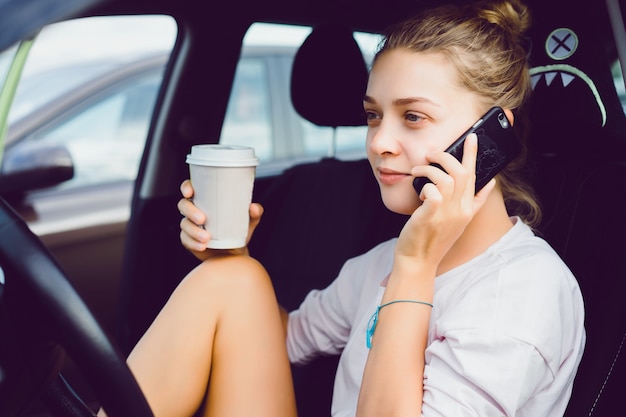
<box><xmin>364</xmin><ymin>48</ymin><xmax>486</xmax><ymax>215</ymax></box>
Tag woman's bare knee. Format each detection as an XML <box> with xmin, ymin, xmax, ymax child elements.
<box><xmin>184</xmin><ymin>255</ymin><xmax>275</xmax><ymax>306</ymax></box>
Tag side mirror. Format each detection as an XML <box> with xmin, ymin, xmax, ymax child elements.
<box><xmin>0</xmin><ymin>143</ymin><xmax>74</xmax><ymax>197</ymax></box>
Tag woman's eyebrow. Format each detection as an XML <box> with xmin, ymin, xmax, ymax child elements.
<box><xmin>393</xmin><ymin>97</ymin><xmax>440</xmax><ymax>107</ymax></box>
<box><xmin>363</xmin><ymin>95</ymin><xmax>376</xmax><ymax>104</ymax></box>
<box><xmin>362</xmin><ymin>95</ymin><xmax>440</xmax><ymax>107</ymax></box>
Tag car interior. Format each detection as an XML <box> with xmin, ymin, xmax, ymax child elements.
<box><xmin>1</xmin><ymin>0</ymin><xmax>625</xmax><ymax>416</ymax></box>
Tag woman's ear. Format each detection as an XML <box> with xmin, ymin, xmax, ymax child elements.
<box><xmin>504</xmin><ymin>108</ymin><xmax>515</xmax><ymax>126</ymax></box>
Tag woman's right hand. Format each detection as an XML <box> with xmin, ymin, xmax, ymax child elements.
<box><xmin>178</xmin><ymin>179</ymin><xmax>264</xmax><ymax>261</ymax></box>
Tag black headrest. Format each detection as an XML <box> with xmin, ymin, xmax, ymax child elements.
<box><xmin>290</xmin><ymin>24</ymin><xmax>369</xmax><ymax>127</ymax></box>
<box><xmin>527</xmin><ymin>25</ymin><xmax>626</xmax><ymax>157</ymax></box>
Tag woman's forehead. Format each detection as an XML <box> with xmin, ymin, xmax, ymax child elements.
<box><xmin>366</xmin><ymin>49</ymin><xmax>470</xmax><ymax>104</ymax></box>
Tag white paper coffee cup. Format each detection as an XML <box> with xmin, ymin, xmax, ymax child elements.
<box><xmin>186</xmin><ymin>144</ymin><xmax>259</xmax><ymax>249</ymax></box>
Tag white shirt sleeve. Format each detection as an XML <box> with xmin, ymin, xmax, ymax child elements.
<box><xmin>287</xmin><ymin>239</ymin><xmax>396</xmax><ymax>365</ymax></box>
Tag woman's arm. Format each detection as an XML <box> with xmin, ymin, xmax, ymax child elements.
<box><xmin>357</xmin><ymin>260</ymin><xmax>435</xmax><ymax>416</ymax></box>
<box><xmin>356</xmin><ymin>134</ymin><xmax>495</xmax><ymax>416</ymax></box>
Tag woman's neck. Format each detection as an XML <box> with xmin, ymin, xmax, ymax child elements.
<box><xmin>436</xmin><ymin>186</ymin><xmax>513</xmax><ymax>276</ymax></box>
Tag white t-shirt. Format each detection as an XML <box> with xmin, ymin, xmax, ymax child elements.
<box><xmin>287</xmin><ymin>217</ymin><xmax>585</xmax><ymax>417</ymax></box>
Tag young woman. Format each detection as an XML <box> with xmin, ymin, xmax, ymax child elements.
<box><xmin>121</xmin><ymin>1</ymin><xmax>585</xmax><ymax>416</ymax></box>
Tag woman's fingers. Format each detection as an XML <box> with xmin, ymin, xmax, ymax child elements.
<box><xmin>180</xmin><ymin>179</ymin><xmax>194</xmax><ymax>199</ymax></box>
<box><xmin>460</xmin><ymin>133</ymin><xmax>478</xmax><ymax>196</ymax></box>
<box><xmin>180</xmin><ymin>217</ymin><xmax>210</xmax><ymax>252</ymax></box>
<box><xmin>179</xmin><ymin>178</ymin><xmax>206</xmax><ymax>225</ymax></box>
<box><xmin>178</xmin><ymin>197</ymin><xmax>206</xmax><ymax>226</ymax></box>
<box><xmin>247</xmin><ymin>203</ymin><xmax>264</xmax><ymax>244</ymax></box>
<box><xmin>412</xmin><ymin>133</ymin><xmax>479</xmax><ymax>197</ymax></box>
<box><xmin>460</xmin><ymin>134</ymin><xmax>497</xmax><ymax>216</ymax></box>
<box><xmin>179</xmin><ymin>179</ymin><xmax>211</xmax><ymax>255</ymax></box>
<box><xmin>179</xmin><ymin>178</ymin><xmax>264</xmax><ymax>256</ymax></box>
<box><xmin>460</xmin><ymin>133</ymin><xmax>478</xmax><ymax>171</ymax></box>
<box><xmin>179</xmin><ymin>199</ymin><xmax>264</xmax><ymax>251</ymax></box>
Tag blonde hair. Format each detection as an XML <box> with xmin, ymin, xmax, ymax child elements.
<box><xmin>375</xmin><ymin>0</ymin><xmax>541</xmax><ymax>227</ymax></box>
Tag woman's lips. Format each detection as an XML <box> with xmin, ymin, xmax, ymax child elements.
<box><xmin>377</xmin><ymin>167</ymin><xmax>410</xmax><ymax>185</ymax></box>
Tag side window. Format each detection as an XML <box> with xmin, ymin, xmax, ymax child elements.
<box><xmin>220</xmin><ymin>23</ymin><xmax>381</xmax><ymax>173</ymax></box>
<box><xmin>220</xmin><ymin>59</ymin><xmax>273</xmax><ymax>162</ymax></box>
<box><xmin>0</xmin><ymin>45</ymin><xmax>16</xmax><ymax>82</ymax></box>
<box><xmin>28</xmin><ymin>71</ymin><xmax>163</xmax><ymax>188</ymax></box>
<box><xmin>4</xmin><ymin>15</ymin><xmax>176</xmax><ymax>191</ymax></box>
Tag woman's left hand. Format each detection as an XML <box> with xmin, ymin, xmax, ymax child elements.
<box><xmin>395</xmin><ymin>133</ymin><xmax>496</xmax><ymax>272</ymax></box>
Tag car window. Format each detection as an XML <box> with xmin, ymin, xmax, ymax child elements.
<box><xmin>220</xmin><ymin>23</ymin><xmax>381</xmax><ymax>169</ymax></box>
<box><xmin>0</xmin><ymin>40</ymin><xmax>34</xmax><ymax>163</ymax></box>
<box><xmin>220</xmin><ymin>58</ymin><xmax>273</xmax><ymax>162</ymax></box>
<box><xmin>27</xmin><ymin>70</ymin><xmax>164</xmax><ymax>188</ymax></box>
<box><xmin>0</xmin><ymin>45</ymin><xmax>18</xmax><ymax>159</ymax></box>
<box><xmin>0</xmin><ymin>44</ymin><xmax>19</xmax><ymax>93</ymax></box>
<box><xmin>4</xmin><ymin>15</ymin><xmax>176</xmax><ymax>191</ymax></box>
<box><xmin>8</xmin><ymin>61</ymin><xmax>123</xmax><ymax>124</ymax></box>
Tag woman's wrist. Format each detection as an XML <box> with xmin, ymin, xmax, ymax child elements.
<box><xmin>384</xmin><ymin>260</ymin><xmax>435</xmax><ymax>305</ymax></box>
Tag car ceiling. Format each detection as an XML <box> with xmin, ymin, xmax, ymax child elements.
<box><xmin>0</xmin><ymin>0</ymin><xmax>616</xmax><ymax>51</ymax></box>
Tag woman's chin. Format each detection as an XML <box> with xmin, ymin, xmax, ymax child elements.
<box><xmin>380</xmin><ymin>191</ymin><xmax>421</xmax><ymax>216</ymax></box>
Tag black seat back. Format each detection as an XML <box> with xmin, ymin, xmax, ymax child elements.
<box><xmin>526</xmin><ymin>19</ymin><xmax>626</xmax><ymax>416</ymax></box>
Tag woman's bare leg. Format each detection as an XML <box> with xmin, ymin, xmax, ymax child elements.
<box><xmin>121</xmin><ymin>255</ymin><xmax>297</xmax><ymax>417</ymax></box>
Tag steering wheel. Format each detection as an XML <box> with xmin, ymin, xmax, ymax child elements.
<box><xmin>0</xmin><ymin>196</ymin><xmax>153</xmax><ymax>417</ymax></box>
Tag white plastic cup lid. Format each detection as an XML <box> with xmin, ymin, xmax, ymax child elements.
<box><xmin>186</xmin><ymin>144</ymin><xmax>259</xmax><ymax>167</ymax></box>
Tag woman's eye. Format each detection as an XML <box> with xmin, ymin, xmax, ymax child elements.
<box><xmin>365</xmin><ymin>110</ymin><xmax>380</xmax><ymax>123</ymax></box>
<box><xmin>405</xmin><ymin>113</ymin><xmax>423</xmax><ymax>123</ymax></box>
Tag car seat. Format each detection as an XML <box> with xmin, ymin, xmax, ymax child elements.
<box><xmin>248</xmin><ymin>23</ymin><xmax>407</xmax><ymax>417</ymax></box>
<box><xmin>525</xmin><ymin>20</ymin><xmax>626</xmax><ymax>417</ymax></box>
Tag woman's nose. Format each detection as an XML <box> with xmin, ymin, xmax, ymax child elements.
<box><xmin>367</xmin><ymin>122</ymin><xmax>401</xmax><ymax>156</ymax></box>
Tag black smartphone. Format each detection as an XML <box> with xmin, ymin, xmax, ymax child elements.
<box><xmin>412</xmin><ymin>106</ymin><xmax>521</xmax><ymax>194</ymax></box>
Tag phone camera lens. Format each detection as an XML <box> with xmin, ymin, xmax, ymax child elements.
<box><xmin>497</xmin><ymin>112</ymin><xmax>509</xmax><ymax>128</ymax></box>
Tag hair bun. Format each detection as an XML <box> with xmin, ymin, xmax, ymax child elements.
<box><xmin>476</xmin><ymin>0</ymin><xmax>531</xmax><ymax>38</ymax></box>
